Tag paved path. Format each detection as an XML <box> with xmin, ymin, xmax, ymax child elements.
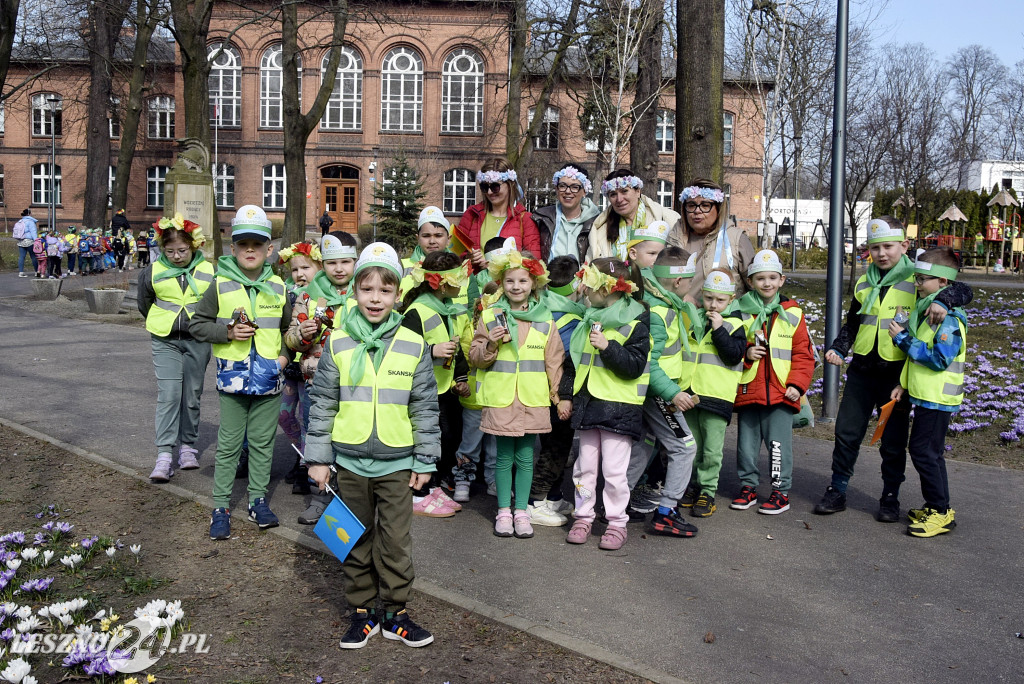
<box><xmin>0</xmin><ymin>289</ymin><xmax>1022</xmax><ymax>683</ymax></box>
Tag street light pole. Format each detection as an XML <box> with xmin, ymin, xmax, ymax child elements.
<box><xmin>46</xmin><ymin>95</ymin><xmax>59</xmax><ymax>233</ymax></box>
<box><xmin>792</xmin><ymin>134</ymin><xmax>802</xmax><ymax>272</ymax></box>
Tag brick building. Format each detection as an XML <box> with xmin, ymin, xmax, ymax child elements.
<box><xmin>0</xmin><ymin>1</ymin><xmax>767</xmax><ymax>241</ymax></box>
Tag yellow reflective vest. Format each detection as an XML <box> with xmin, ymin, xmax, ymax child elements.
<box><xmin>853</xmin><ymin>276</ymin><xmax>916</xmax><ymax>361</ymax></box>
<box><xmin>573</xmin><ymin>320</ymin><xmax>650</xmax><ymax>405</ymax></box>
<box><xmin>689</xmin><ymin>317</ymin><xmax>744</xmax><ymax>402</ymax></box>
<box><xmin>145</xmin><ymin>259</ymin><xmax>215</xmax><ymax>337</ymax></box>
<box><xmin>329</xmin><ymin>325</ymin><xmax>425</xmax><ymax>448</ymax></box>
<box><xmin>477</xmin><ymin>308</ymin><xmax>555</xmax><ymax>408</ymax></box>
<box><xmin>900</xmin><ymin>314</ymin><xmax>967</xmax><ymax>408</ymax></box>
<box><xmin>405</xmin><ymin>300</ymin><xmax>458</xmax><ymax>392</ymax></box>
<box><xmin>211</xmin><ymin>276</ymin><xmax>286</xmax><ymax>362</ymax></box>
<box><xmin>738</xmin><ymin>306</ymin><xmax>804</xmax><ymax>385</ymax></box>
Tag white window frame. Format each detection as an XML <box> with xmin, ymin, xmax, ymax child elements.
<box><xmin>209</xmin><ymin>43</ymin><xmax>242</xmax><ymax>128</ymax></box>
<box><xmin>724</xmin><ymin>112</ymin><xmax>734</xmax><ymax>156</ymax></box>
<box><xmin>443</xmin><ymin>168</ymin><xmax>475</xmax><ymax>214</ymax></box>
<box><xmin>32</xmin><ymin>163</ymin><xmax>61</xmax><ymax>205</ymax></box>
<box><xmin>525</xmin><ymin>177</ymin><xmax>555</xmax><ymax>212</ymax></box>
<box><xmin>214</xmin><ymin>163</ymin><xmax>235</xmax><ymax>208</ymax></box>
<box><xmin>656</xmin><ymin>109</ymin><xmax>675</xmax><ymax>154</ymax></box>
<box><xmin>0</xmin><ymin>164</ymin><xmax>5</xmax><ymax>206</ymax></box>
<box><xmin>0</xmin><ymin>102</ymin><xmax>5</xmax><ymax>135</ymax></box>
<box><xmin>147</xmin><ymin>96</ymin><xmax>175</xmax><ymax>139</ymax></box>
<box><xmin>529</xmin><ymin>106</ymin><xmax>560</xmax><ymax>151</ymax></box>
<box><xmin>441</xmin><ymin>48</ymin><xmax>484</xmax><ymax>134</ymax></box>
<box><xmin>657</xmin><ymin>179</ymin><xmax>674</xmax><ymax>208</ymax></box>
<box><xmin>147</xmin><ymin>166</ymin><xmax>168</xmax><ymax>208</ymax></box>
<box><xmin>263</xmin><ymin>164</ymin><xmax>286</xmax><ymax>210</ymax></box>
<box><xmin>109</xmin><ymin>97</ymin><xmax>121</xmax><ymax>139</ymax></box>
<box><xmin>108</xmin><ymin>166</ymin><xmax>116</xmax><ymax>208</ymax></box>
<box><xmin>260</xmin><ymin>45</ymin><xmax>301</xmax><ymax>129</ymax></box>
<box><xmin>380</xmin><ymin>47</ymin><xmax>423</xmax><ymax>132</ymax></box>
<box><xmin>32</xmin><ymin>93</ymin><xmax>62</xmax><ymax>137</ymax></box>
<box><xmin>321</xmin><ymin>47</ymin><xmax>363</xmax><ymax>131</ymax></box>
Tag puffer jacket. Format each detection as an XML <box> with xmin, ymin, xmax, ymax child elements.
<box><xmin>457</xmin><ymin>202</ymin><xmax>542</xmax><ymax>257</ymax></box>
<box><xmin>559</xmin><ymin>310</ymin><xmax>651</xmax><ymax>440</ymax></box>
<box><xmin>735</xmin><ymin>297</ymin><xmax>816</xmax><ymax>412</ymax></box>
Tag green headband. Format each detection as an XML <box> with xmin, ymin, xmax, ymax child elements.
<box><xmin>652</xmin><ymin>264</ymin><xmax>695</xmax><ymax>279</ymax></box>
<box><xmin>549</xmin><ymin>281</ymin><xmax>576</xmax><ymax>296</ymax></box>
<box><xmin>914</xmin><ymin>261</ymin><xmax>958</xmax><ymax>281</ymax></box>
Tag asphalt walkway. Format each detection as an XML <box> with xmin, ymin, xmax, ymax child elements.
<box><xmin>0</xmin><ymin>273</ymin><xmax>1022</xmax><ymax>683</ymax></box>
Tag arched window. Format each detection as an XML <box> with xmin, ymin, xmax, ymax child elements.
<box><xmin>657</xmin><ymin>179</ymin><xmax>674</xmax><ymax>209</ymax></box>
<box><xmin>31</xmin><ymin>94</ymin><xmax>62</xmax><ymax>136</ymax></box>
<box><xmin>723</xmin><ymin>112</ymin><xmax>734</xmax><ymax>156</ymax></box>
<box><xmin>214</xmin><ymin>163</ymin><xmax>235</xmax><ymax>208</ymax></box>
<box><xmin>443</xmin><ymin>169</ymin><xmax>475</xmax><ymax>214</ymax></box>
<box><xmin>261</xmin><ymin>45</ymin><xmax>301</xmax><ymax>129</ymax></box>
<box><xmin>209</xmin><ymin>43</ymin><xmax>242</xmax><ymax>127</ymax></box>
<box><xmin>441</xmin><ymin>48</ymin><xmax>483</xmax><ymax>133</ymax></box>
<box><xmin>31</xmin><ymin>163</ymin><xmax>61</xmax><ymax>205</ymax></box>
<box><xmin>147</xmin><ymin>96</ymin><xmax>175</xmax><ymax>139</ymax></box>
<box><xmin>528</xmin><ymin>106</ymin><xmax>559</xmax><ymax>150</ymax></box>
<box><xmin>321</xmin><ymin>47</ymin><xmax>363</xmax><ymax>130</ymax></box>
<box><xmin>656</xmin><ymin>109</ymin><xmax>674</xmax><ymax>154</ymax></box>
<box><xmin>380</xmin><ymin>46</ymin><xmax>423</xmax><ymax>132</ymax></box>
<box><xmin>147</xmin><ymin>166</ymin><xmax>168</xmax><ymax>207</ymax></box>
<box><xmin>263</xmin><ymin>164</ymin><xmax>286</xmax><ymax>209</ymax></box>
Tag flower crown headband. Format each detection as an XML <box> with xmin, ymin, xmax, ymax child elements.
<box><xmin>477</xmin><ymin>169</ymin><xmax>518</xmax><ymax>184</ymax></box>
<box><xmin>552</xmin><ymin>166</ymin><xmax>593</xmax><ymax>195</ymax></box>
<box><xmin>488</xmin><ymin>249</ymin><xmax>549</xmax><ymax>290</ymax></box>
<box><xmin>408</xmin><ymin>260</ymin><xmax>471</xmax><ymax>291</ymax></box>
<box><xmin>601</xmin><ymin>176</ymin><xmax>643</xmax><ymax>195</ymax></box>
<box><xmin>278</xmin><ymin>241</ymin><xmax>322</xmax><ymax>265</ymax></box>
<box><xmin>152</xmin><ymin>213</ymin><xmax>206</xmax><ymax>247</ymax></box>
<box><xmin>576</xmin><ymin>263</ymin><xmax>638</xmax><ymax>295</ymax></box>
<box><xmin>679</xmin><ymin>186</ymin><xmax>724</xmax><ymax>204</ymax></box>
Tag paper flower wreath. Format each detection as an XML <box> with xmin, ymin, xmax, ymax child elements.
<box><xmin>152</xmin><ymin>213</ymin><xmax>206</xmax><ymax>247</ymax></box>
<box><xmin>408</xmin><ymin>260</ymin><xmax>471</xmax><ymax>291</ymax></box>
<box><xmin>575</xmin><ymin>263</ymin><xmax>638</xmax><ymax>295</ymax></box>
<box><xmin>488</xmin><ymin>249</ymin><xmax>549</xmax><ymax>290</ymax></box>
<box><xmin>278</xmin><ymin>241</ymin><xmax>323</xmax><ymax>265</ymax></box>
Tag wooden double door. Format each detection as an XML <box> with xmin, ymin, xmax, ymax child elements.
<box><xmin>321</xmin><ymin>165</ymin><xmax>360</xmax><ymax>232</ymax></box>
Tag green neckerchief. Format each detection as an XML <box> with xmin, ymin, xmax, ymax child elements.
<box><xmin>342</xmin><ymin>309</ymin><xmax>403</xmax><ymax>389</ymax></box>
<box><xmin>908</xmin><ymin>288</ymin><xmax>942</xmax><ymax>334</ymax></box>
<box><xmin>569</xmin><ymin>295</ymin><xmax>645</xmax><ymax>368</ymax></box>
<box><xmin>861</xmin><ymin>255</ymin><xmax>915</xmax><ymax>314</ymax></box>
<box><xmin>308</xmin><ymin>270</ymin><xmax>348</xmax><ymax>308</ymax></box>
<box><xmin>491</xmin><ymin>295</ymin><xmax>551</xmax><ymax>358</ymax></box>
<box><xmin>154</xmin><ymin>251</ymin><xmax>205</xmax><ymax>297</ymax></box>
<box><xmin>642</xmin><ymin>269</ymin><xmax>695</xmax><ymax>352</ymax></box>
<box><xmin>736</xmin><ymin>291</ymin><xmax>785</xmax><ymax>340</ymax></box>
<box><xmin>216</xmin><ymin>256</ymin><xmax>277</xmax><ymax>313</ymax></box>
<box><xmin>541</xmin><ymin>289</ymin><xmax>586</xmax><ymax>319</ymax></box>
<box><xmin>413</xmin><ymin>292</ymin><xmax>468</xmax><ymax>337</ymax></box>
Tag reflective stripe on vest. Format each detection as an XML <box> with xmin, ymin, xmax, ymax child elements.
<box><xmin>145</xmin><ymin>260</ymin><xmax>215</xmax><ymax>336</ymax></box>
<box><xmin>476</xmin><ymin>308</ymin><xmax>554</xmax><ymax>408</ymax></box>
<box><xmin>902</xmin><ymin>315</ymin><xmax>967</xmax><ymax>407</ymax></box>
<box><xmin>406</xmin><ymin>301</ymin><xmax>456</xmax><ymax>392</ymax></box>
<box><xmin>689</xmin><ymin>317</ymin><xmax>743</xmax><ymax>402</ymax></box>
<box><xmin>211</xmin><ymin>276</ymin><xmax>286</xmax><ymax>362</ymax></box>
<box><xmin>329</xmin><ymin>326</ymin><xmax>425</xmax><ymax>448</ymax></box>
<box><xmin>853</xmin><ymin>277</ymin><xmax>915</xmax><ymax>361</ymax></box>
<box><xmin>572</xmin><ymin>321</ymin><xmax>650</xmax><ymax>405</ymax></box>
<box><xmin>738</xmin><ymin>306</ymin><xmax>803</xmax><ymax>385</ymax></box>
<box><xmin>651</xmin><ymin>305</ymin><xmax>683</xmax><ymax>382</ymax></box>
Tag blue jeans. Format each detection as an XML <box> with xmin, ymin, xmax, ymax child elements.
<box><xmin>454</xmin><ymin>407</ymin><xmax>496</xmax><ymax>485</ymax></box>
<box><xmin>18</xmin><ymin>246</ymin><xmax>37</xmax><ymax>272</ymax></box>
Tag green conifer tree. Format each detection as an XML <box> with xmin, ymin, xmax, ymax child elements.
<box><xmin>368</xmin><ymin>153</ymin><xmax>426</xmax><ymax>255</ymax></box>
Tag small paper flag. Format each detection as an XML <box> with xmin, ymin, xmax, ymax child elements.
<box><xmin>313</xmin><ymin>487</ymin><xmax>366</xmax><ymax>563</ymax></box>
<box><xmin>870</xmin><ymin>399</ymin><xmax>897</xmax><ymax>445</ymax></box>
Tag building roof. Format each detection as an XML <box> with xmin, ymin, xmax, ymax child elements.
<box><xmin>11</xmin><ymin>35</ymin><xmax>176</xmax><ymax>65</ymax></box>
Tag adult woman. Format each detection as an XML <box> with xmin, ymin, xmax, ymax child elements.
<box><xmin>458</xmin><ymin>157</ymin><xmax>541</xmax><ymax>268</ymax></box>
<box><xmin>533</xmin><ymin>164</ymin><xmax>602</xmax><ymax>262</ymax></box>
<box><xmin>666</xmin><ymin>179</ymin><xmax>755</xmax><ymax>301</ymax></box>
<box><xmin>14</xmin><ymin>209</ymin><xmax>39</xmax><ymax>277</ymax></box>
<box><xmin>586</xmin><ymin>169</ymin><xmax>681</xmax><ymax>263</ymax></box>
<box><xmin>138</xmin><ymin>214</ymin><xmax>215</xmax><ymax>482</ymax></box>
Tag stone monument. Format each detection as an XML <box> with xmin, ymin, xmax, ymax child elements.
<box><xmin>164</xmin><ymin>138</ymin><xmax>216</xmax><ymax>257</ymax></box>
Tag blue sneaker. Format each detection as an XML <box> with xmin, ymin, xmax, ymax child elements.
<box><xmin>248</xmin><ymin>497</ymin><xmax>279</xmax><ymax>529</ymax></box>
<box><xmin>209</xmin><ymin>508</ymin><xmax>231</xmax><ymax>540</ymax></box>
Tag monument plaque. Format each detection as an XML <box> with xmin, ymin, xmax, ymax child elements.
<box><xmin>164</xmin><ymin>138</ymin><xmax>217</xmax><ymax>257</ymax></box>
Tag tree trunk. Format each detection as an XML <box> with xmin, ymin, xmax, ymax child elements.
<box><xmin>280</xmin><ymin>0</ymin><xmax>349</xmax><ymax>247</ymax></box>
<box><xmin>112</xmin><ymin>0</ymin><xmax>162</xmax><ymax>213</ymax></box>
<box><xmin>0</xmin><ymin>0</ymin><xmax>19</xmax><ymax>102</ymax></box>
<box><xmin>675</xmin><ymin>0</ymin><xmax>724</xmax><ymax>194</ymax></box>
<box><xmin>505</xmin><ymin>0</ymin><xmax>527</xmax><ymax>163</ymax></box>
<box><xmin>630</xmin><ymin>0</ymin><xmax>663</xmax><ymax>189</ymax></box>
<box><xmin>84</xmin><ymin>0</ymin><xmax>131</xmax><ymax>230</ymax></box>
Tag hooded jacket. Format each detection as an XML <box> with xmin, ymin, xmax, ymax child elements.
<box><xmin>457</xmin><ymin>202</ymin><xmax>542</xmax><ymax>257</ymax></box>
<box><xmin>533</xmin><ymin>198</ymin><xmax>602</xmax><ymax>263</ymax></box>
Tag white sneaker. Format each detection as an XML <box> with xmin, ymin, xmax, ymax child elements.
<box><xmin>453</xmin><ymin>481</ymin><xmax>470</xmax><ymax>502</ymax></box>
<box><xmin>544</xmin><ymin>497</ymin><xmax>574</xmax><ymax>516</ymax></box>
<box><xmin>18</xmin><ymin>272</ymin><xmax>26</xmax><ymax>278</ymax></box>
<box><xmin>528</xmin><ymin>501</ymin><xmax>567</xmax><ymax>527</ymax></box>
<box><xmin>486</xmin><ymin>481</ymin><xmax>497</xmax><ymax>497</ymax></box>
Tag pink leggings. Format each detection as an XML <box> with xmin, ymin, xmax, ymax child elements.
<box><xmin>573</xmin><ymin>429</ymin><xmax>632</xmax><ymax>527</ymax></box>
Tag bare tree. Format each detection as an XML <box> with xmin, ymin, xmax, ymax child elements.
<box><xmin>944</xmin><ymin>45</ymin><xmax>1006</xmax><ymax>189</ymax></box>
<box><xmin>629</xmin><ymin>0</ymin><xmax>664</xmax><ymax>188</ymax></box>
<box><xmin>993</xmin><ymin>59</ymin><xmax>1024</xmax><ymax>160</ymax></box>
<box><xmin>0</xmin><ymin>0</ymin><xmax>19</xmax><ymax>101</ymax></box>
<box><xmin>676</xmin><ymin>0</ymin><xmax>724</xmax><ymax>186</ymax></box>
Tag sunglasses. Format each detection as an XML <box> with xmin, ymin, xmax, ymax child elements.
<box><xmin>479</xmin><ymin>182</ymin><xmax>504</xmax><ymax>194</ymax></box>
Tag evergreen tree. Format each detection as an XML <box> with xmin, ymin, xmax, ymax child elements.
<box><xmin>369</xmin><ymin>153</ymin><xmax>426</xmax><ymax>255</ymax></box>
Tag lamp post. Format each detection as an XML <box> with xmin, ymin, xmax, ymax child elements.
<box><xmin>792</xmin><ymin>134</ymin><xmax>802</xmax><ymax>272</ymax></box>
<box><xmin>46</xmin><ymin>95</ymin><xmax>60</xmax><ymax>232</ymax></box>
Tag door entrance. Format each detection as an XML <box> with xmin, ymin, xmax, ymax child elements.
<box><xmin>321</xmin><ymin>165</ymin><xmax>360</xmax><ymax>232</ymax></box>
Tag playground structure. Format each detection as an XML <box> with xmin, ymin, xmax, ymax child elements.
<box><xmin>908</xmin><ymin>194</ymin><xmax>1023</xmax><ymax>273</ymax></box>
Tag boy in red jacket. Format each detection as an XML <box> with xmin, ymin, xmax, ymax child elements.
<box><xmin>730</xmin><ymin>250</ymin><xmax>815</xmax><ymax>514</ymax></box>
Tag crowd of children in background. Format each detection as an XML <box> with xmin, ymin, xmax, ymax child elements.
<box><xmin>19</xmin><ymin>217</ymin><xmax>154</xmax><ymax>279</ymax></box>
<box><xmin>137</xmin><ymin>163</ymin><xmax>972</xmax><ymax>651</ymax></box>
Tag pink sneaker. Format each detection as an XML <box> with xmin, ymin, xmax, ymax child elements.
<box><xmin>178</xmin><ymin>445</ymin><xmax>200</xmax><ymax>470</ymax></box>
<box><xmin>430</xmin><ymin>487</ymin><xmax>462</xmax><ymax>512</ymax></box>
<box><xmin>494</xmin><ymin>510</ymin><xmax>514</xmax><ymax>537</ymax></box>
<box><xmin>599</xmin><ymin>525</ymin><xmax>627</xmax><ymax>551</ymax></box>
<box><xmin>566</xmin><ymin>519</ymin><xmax>591</xmax><ymax>544</ymax></box>
<box><xmin>513</xmin><ymin>511</ymin><xmax>534</xmax><ymax>539</ymax></box>
<box><xmin>413</xmin><ymin>492</ymin><xmax>456</xmax><ymax>518</ymax></box>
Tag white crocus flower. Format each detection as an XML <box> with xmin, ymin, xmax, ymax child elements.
<box><xmin>22</xmin><ymin>676</ymin><xmax>38</xmax><ymax>684</ymax></box>
<box><xmin>41</xmin><ymin>551</ymin><xmax>54</xmax><ymax>566</ymax></box>
<box><xmin>18</xmin><ymin>550</ymin><xmax>38</xmax><ymax>563</ymax></box>
<box><xmin>129</xmin><ymin>544</ymin><xmax>141</xmax><ymax>555</ymax></box>
<box><xmin>4</xmin><ymin>560</ymin><xmax>20</xmax><ymax>572</ymax></box>
<box><xmin>14</xmin><ymin>606</ymin><xmax>32</xmax><ymax>620</ymax></box>
<box><xmin>15</xmin><ymin>616</ymin><xmax>42</xmax><ymax>633</ymax></box>
<box><xmin>105</xmin><ymin>547</ymin><xmax>116</xmax><ymax>558</ymax></box>
<box><xmin>0</xmin><ymin>657</ymin><xmax>31</xmax><ymax>683</ymax></box>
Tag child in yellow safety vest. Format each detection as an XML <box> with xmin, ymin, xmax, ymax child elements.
<box><xmin>815</xmin><ymin>216</ymin><xmax>972</xmax><ymax>522</ymax></box>
<box><xmin>559</xmin><ymin>259</ymin><xmax>650</xmax><ymax>551</ymax></box>
<box><xmin>470</xmin><ymin>247</ymin><xmax>563</xmax><ymax>540</ymax></box>
<box><xmin>138</xmin><ymin>214</ymin><xmax>214</xmax><ymax>482</ymax></box>
<box><xmin>888</xmin><ymin>247</ymin><xmax>968</xmax><ymax>537</ymax></box>
<box><xmin>189</xmin><ymin>205</ymin><xmax>292</xmax><ymax>540</ymax></box>
<box><xmin>305</xmin><ymin>242</ymin><xmax>440</xmax><ymax>649</ymax></box>
<box><xmin>678</xmin><ymin>268</ymin><xmax>748</xmax><ymax>519</ymax></box>
<box><xmin>402</xmin><ymin>250</ymin><xmax>472</xmax><ymax>516</ymax></box>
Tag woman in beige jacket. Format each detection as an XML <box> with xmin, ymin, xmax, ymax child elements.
<box><xmin>585</xmin><ymin>168</ymin><xmax>681</xmax><ymax>263</ymax></box>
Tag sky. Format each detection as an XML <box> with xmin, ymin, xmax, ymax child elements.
<box><xmin>870</xmin><ymin>0</ymin><xmax>1023</xmax><ymax>69</ymax></box>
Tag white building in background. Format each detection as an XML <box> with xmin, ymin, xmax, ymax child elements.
<box><xmin>756</xmin><ymin>199</ymin><xmax>872</xmax><ymax>247</ymax></box>
<box><xmin>969</xmin><ymin>160</ymin><xmax>1024</xmax><ymax>194</ymax></box>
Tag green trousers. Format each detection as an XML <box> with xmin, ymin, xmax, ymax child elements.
<box><xmin>736</xmin><ymin>405</ymin><xmax>794</xmax><ymax>494</ymax></box>
<box><xmin>495</xmin><ymin>435</ymin><xmax>534</xmax><ymax>510</ymax></box>
<box><xmin>212</xmin><ymin>392</ymin><xmax>281</xmax><ymax>509</ymax></box>
<box><xmin>337</xmin><ymin>467</ymin><xmax>415</xmax><ymax>612</ymax></box>
<box><xmin>687</xmin><ymin>407</ymin><xmax>728</xmax><ymax>495</ymax></box>
<box><xmin>151</xmin><ymin>335</ymin><xmax>210</xmax><ymax>452</ymax></box>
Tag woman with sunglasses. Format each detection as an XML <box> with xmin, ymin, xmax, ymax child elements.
<box><xmin>533</xmin><ymin>164</ymin><xmax>602</xmax><ymax>262</ymax></box>
<box><xmin>667</xmin><ymin>178</ymin><xmax>755</xmax><ymax>301</ymax></box>
<box><xmin>585</xmin><ymin>168</ymin><xmax>681</xmax><ymax>263</ymax></box>
<box><xmin>457</xmin><ymin>157</ymin><xmax>541</xmax><ymax>269</ymax></box>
